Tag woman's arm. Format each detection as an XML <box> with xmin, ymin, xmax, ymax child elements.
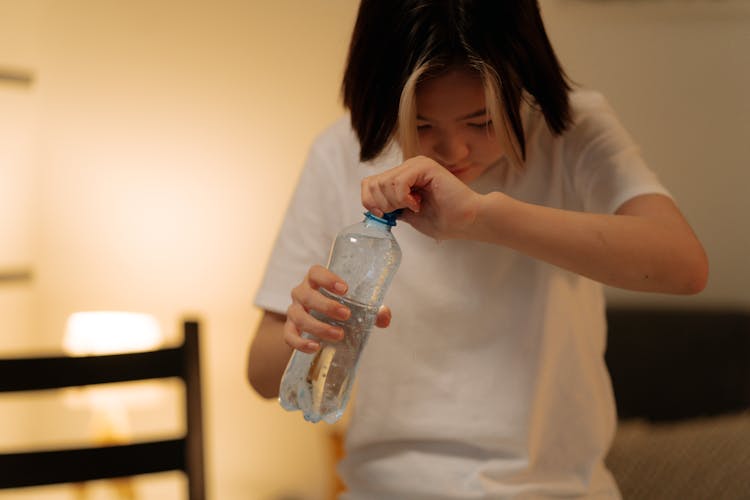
<box><xmin>362</xmin><ymin>156</ymin><xmax>708</xmax><ymax>295</ymax></box>
<box><xmin>471</xmin><ymin>192</ymin><xmax>708</xmax><ymax>294</ymax></box>
<box><xmin>247</xmin><ymin>311</ymin><xmax>293</xmax><ymax>399</ymax></box>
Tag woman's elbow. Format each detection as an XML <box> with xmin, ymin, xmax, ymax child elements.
<box><xmin>247</xmin><ymin>362</ymin><xmax>281</xmax><ymax>400</ymax></box>
<box><xmin>252</xmin><ymin>381</ymin><xmax>280</xmax><ymax>400</ymax></box>
<box><xmin>677</xmin><ymin>247</ymin><xmax>709</xmax><ymax>295</ymax></box>
<box><xmin>685</xmin><ymin>259</ymin><xmax>709</xmax><ymax>295</ymax></box>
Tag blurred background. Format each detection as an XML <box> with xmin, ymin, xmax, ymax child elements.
<box><xmin>0</xmin><ymin>0</ymin><xmax>747</xmax><ymax>499</ymax></box>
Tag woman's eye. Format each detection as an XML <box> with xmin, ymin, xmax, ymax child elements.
<box><xmin>468</xmin><ymin>120</ymin><xmax>493</xmax><ymax>129</ymax></box>
<box><xmin>417</xmin><ymin>124</ymin><xmax>432</xmax><ymax>131</ymax></box>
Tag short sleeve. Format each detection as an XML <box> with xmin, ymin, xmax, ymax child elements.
<box><xmin>566</xmin><ymin>92</ymin><xmax>671</xmax><ymax>214</ymax></box>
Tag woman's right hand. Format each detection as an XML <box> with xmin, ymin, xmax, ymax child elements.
<box><xmin>284</xmin><ymin>264</ymin><xmax>392</xmax><ymax>353</ymax></box>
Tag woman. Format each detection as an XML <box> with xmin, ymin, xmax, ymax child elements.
<box><xmin>248</xmin><ymin>1</ymin><xmax>708</xmax><ymax>498</ymax></box>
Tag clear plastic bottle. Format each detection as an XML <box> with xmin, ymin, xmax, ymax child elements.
<box><xmin>279</xmin><ymin>210</ymin><xmax>402</xmax><ymax>423</ymax></box>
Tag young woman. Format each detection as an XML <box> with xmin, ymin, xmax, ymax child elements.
<box><xmin>248</xmin><ymin>1</ymin><xmax>708</xmax><ymax>498</ymax></box>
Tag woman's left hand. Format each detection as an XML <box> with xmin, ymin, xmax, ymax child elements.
<box><xmin>361</xmin><ymin>155</ymin><xmax>484</xmax><ymax>240</ymax></box>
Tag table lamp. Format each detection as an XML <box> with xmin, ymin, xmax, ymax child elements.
<box><xmin>64</xmin><ymin>311</ymin><xmax>162</xmax><ymax>356</ymax></box>
<box><xmin>63</xmin><ymin>311</ymin><xmax>164</xmax><ymax>500</ymax></box>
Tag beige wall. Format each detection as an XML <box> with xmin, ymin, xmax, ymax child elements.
<box><xmin>0</xmin><ymin>0</ymin><xmax>40</xmax><ymax>350</ymax></box>
<box><xmin>541</xmin><ymin>0</ymin><xmax>750</xmax><ymax>308</ymax></box>
<box><xmin>0</xmin><ymin>1</ymin><xmax>748</xmax><ymax>499</ymax></box>
<box><xmin>1</xmin><ymin>1</ymin><xmax>358</xmax><ymax>499</ymax></box>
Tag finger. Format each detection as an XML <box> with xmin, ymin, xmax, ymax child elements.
<box><xmin>375</xmin><ymin>305</ymin><xmax>391</xmax><ymax>328</ymax></box>
<box><xmin>368</xmin><ymin>159</ymin><xmax>432</xmax><ymax>214</ymax></box>
<box><xmin>287</xmin><ymin>302</ymin><xmax>345</xmax><ymax>345</ymax></box>
<box><xmin>378</xmin><ymin>175</ymin><xmax>403</xmax><ymax>211</ymax></box>
<box><xmin>282</xmin><ymin>317</ymin><xmax>320</xmax><ymax>353</ymax></box>
<box><xmin>407</xmin><ymin>190</ymin><xmax>422</xmax><ymax>213</ymax></box>
<box><xmin>306</xmin><ymin>265</ymin><xmax>348</xmax><ymax>295</ymax></box>
<box><xmin>361</xmin><ymin>177</ymin><xmax>386</xmax><ymax>217</ymax></box>
<box><xmin>363</xmin><ymin>176</ymin><xmax>393</xmax><ymax>217</ymax></box>
<box><xmin>383</xmin><ymin>171</ymin><xmax>421</xmax><ymax>213</ymax></box>
<box><xmin>293</xmin><ymin>279</ymin><xmax>351</xmax><ymax>321</ymax></box>
<box><xmin>303</xmin><ymin>287</ymin><xmax>352</xmax><ymax>322</ymax></box>
<box><xmin>361</xmin><ymin>177</ymin><xmax>379</xmax><ymax>217</ymax></box>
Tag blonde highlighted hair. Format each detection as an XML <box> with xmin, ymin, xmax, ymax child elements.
<box><xmin>396</xmin><ymin>61</ymin><xmax>524</xmax><ymax>167</ymax></box>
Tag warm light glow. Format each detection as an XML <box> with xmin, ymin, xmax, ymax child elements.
<box><xmin>64</xmin><ymin>311</ymin><xmax>163</xmax><ymax>355</ymax></box>
<box><xmin>62</xmin><ymin>312</ymin><xmax>168</xmax><ymax>439</ymax></box>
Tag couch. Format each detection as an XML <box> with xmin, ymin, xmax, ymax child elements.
<box><xmin>604</xmin><ymin>308</ymin><xmax>750</xmax><ymax>499</ymax></box>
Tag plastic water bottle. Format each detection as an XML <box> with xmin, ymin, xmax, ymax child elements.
<box><xmin>279</xmin><ymin>210</ymin><xmax>402</xmax><ymax>423</ymax></box>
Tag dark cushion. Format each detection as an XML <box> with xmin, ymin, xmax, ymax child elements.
<box><xmin>605</xmin><ymin>309</ymin><xmax>750</xmax><ymax>421</ymax></box>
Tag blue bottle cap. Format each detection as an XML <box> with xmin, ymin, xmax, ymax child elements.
<box><xmin>364</xmin><ymin>209</ymin><xmax>403</xmax><ymax>226</ymax></box>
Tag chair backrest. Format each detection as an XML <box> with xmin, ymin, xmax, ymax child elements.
<box><xmin>0</xmin><ymin>319</ymin><xmax>205</xmax><ymax>500</ymax></box>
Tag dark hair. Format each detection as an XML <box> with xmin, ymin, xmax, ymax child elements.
<box><xmin>342</xmin><ymin>0</ymin><xmax>572</xmax><ymax>162</ymax></box>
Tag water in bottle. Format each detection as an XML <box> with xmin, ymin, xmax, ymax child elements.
<box><xmin>279</xmin><ymin>210</ymin><xmax>402</xmax><ymax>423</ymax></box>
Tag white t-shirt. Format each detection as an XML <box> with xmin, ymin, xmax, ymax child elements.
<box><xmin>254</xmin><ymin>90</ymin><xmax>670</xmax><ymax>499</ymax></box>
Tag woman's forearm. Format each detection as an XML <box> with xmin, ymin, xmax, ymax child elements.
<box><xmin>247</xmin><ymin>311</ymin><xmax>293</xmax><ymax>399</ymax></box>
<box><xmin>469</xmin><ymin>192</ymin><xmax>708</xmax><ymax>294</ymax></box>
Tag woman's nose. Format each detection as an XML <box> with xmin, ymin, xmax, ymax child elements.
<box><xmin>434</xmin><ymin>134</ymin><xmax>470</xmax><ymax>166</ymax></box>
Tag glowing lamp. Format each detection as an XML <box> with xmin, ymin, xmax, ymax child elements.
<box><xmin>62</xmin><ymin>312</ymin><xmax>165</xmax><ymax>499</ymax></box>
<box><xmin>64</xmin><ymin>311</ymin><xmax>163</xmax><ymax>355</ymax></box>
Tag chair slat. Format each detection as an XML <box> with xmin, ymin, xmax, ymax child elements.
<box><xmin>0</xmin><ymin>440</ymin><xmax>184</xmax><ymax>488</ymax></box>
<box><xmin>0</xmin><ymin>348</ymin><xmax>183</xmax><ymax>393</ymax></box>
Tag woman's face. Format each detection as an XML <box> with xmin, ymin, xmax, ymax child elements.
<box><xmin>415</xmin><ymin>67</ymin><xmax>506</xmax><ymax>184</ymax></box>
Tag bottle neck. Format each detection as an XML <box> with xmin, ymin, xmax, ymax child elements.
<box><xmin>363</xmin><ymin>217</ymin><xmax>391</xmax><ymax>233</ymax></box>
<box><xmin>364</xmin><ymin>211</ymin><xmax>398</xmax><ymax>229</ymax></box>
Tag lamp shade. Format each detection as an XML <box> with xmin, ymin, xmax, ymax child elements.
<box><xmin>63</xmin><ymin>311</ymin><xmax>163</xmax><ymax>355</ymax></box>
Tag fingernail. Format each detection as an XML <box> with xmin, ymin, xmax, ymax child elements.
<box><xmin>337</xmin><ymin>307</ymin><xmax>349</xmax><ymax>318</ymax></box>
<box><xmin>334</xmin><ymin>282</ymin><xmax>347</xmax><ymax>293</ymax></box>
<box><xmin>306</xmin><ymin>342</ymin><xmax>319</xmax><ymax>352</ymax></box>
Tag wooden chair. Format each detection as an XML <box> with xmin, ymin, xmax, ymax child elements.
<box><xmin>0</xmin><ymin>319</ymin><xmax>206</xmax><ymax>500</ymax></box>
